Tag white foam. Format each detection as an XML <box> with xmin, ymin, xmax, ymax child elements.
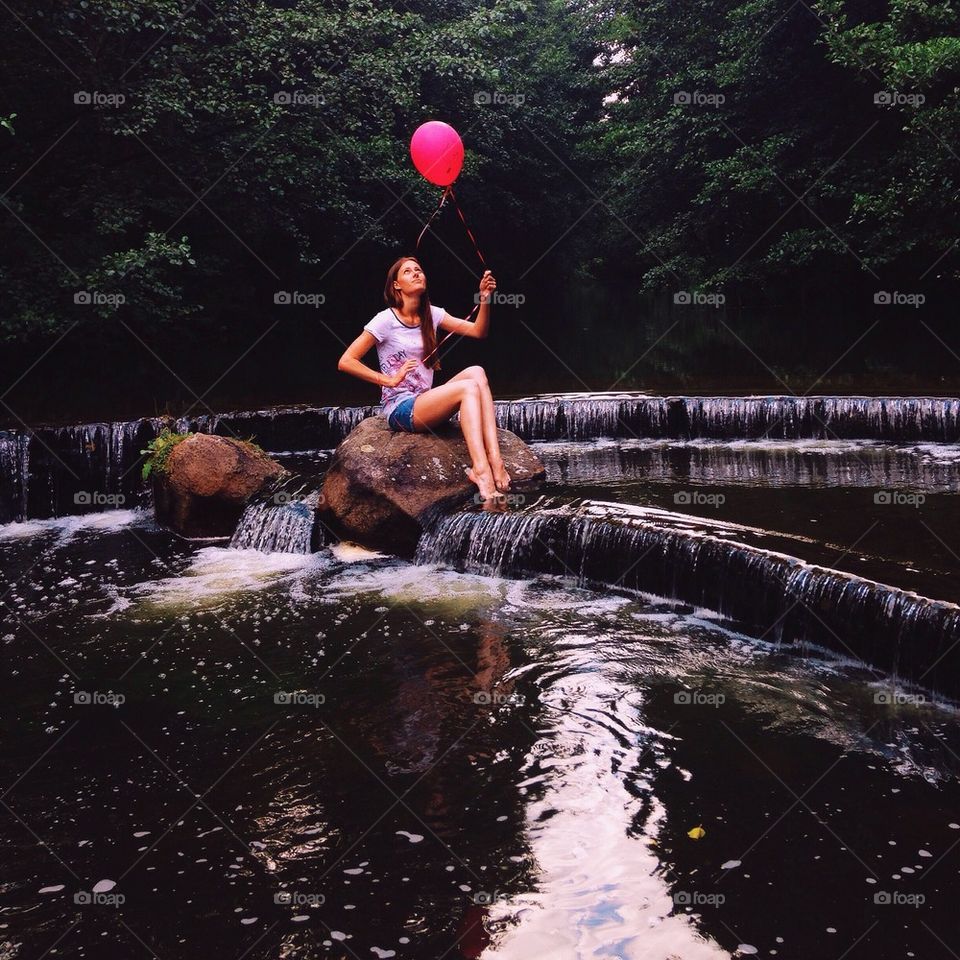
<box><xmin>328</xmin><ymin>541</ymin><xmax>388</xmax><ymax>562</ymax></box>
<box><xmin>129</xmin><ymin>546</ymin><xmax>323</xmax><ymax>611</ymax></box>
<box><xmin>0</xmin><ymin>508</ymin><xmax>146</xmax><ymax>542</ymax></box>
<box><xmin>324</xmin><ymin>562</ymin><xmax>512</xmax><ymax>612</ymax></box>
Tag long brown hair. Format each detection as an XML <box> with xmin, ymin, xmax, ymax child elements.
<box><xmin>383</xmin><ymin>255</ymin><xmax>441</xmax><ymax>370</ymax></box>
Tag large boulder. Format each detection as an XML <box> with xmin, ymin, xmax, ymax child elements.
<box><xmin>153</xmin><ymin>433</ymin><xmax>287</xmax><ymax>539</ymax></box>
<box><xmin>319</xmin><ymin>416</ymin><xmax>545</xmax><ymax>555</ymax></box>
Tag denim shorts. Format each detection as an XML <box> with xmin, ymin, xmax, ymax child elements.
<box><xmin>386</xmin><ymin>394</ymin><xmax>418</xmax><ymax>433</ymax></box>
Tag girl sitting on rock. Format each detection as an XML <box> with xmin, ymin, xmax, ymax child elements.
<box><xmin>337</xmin><ymin>255</ymin><xmax>511</xmax><ymax>502</ymax></box>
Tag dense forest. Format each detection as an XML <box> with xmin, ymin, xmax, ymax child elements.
<box><xmin>2</xmin><ymin>0</ymin><xmax>959</xmax><ymax>419</ymax></box>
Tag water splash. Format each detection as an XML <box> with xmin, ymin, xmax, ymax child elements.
<box><xmin>127</xmin><ymin>545</ymin><xmax>323</xmax><ymax>612</ymax></box>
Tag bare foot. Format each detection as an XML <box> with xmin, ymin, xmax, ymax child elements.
<box><xmin>489</xmin><ymin>458</ymin><xmax>512</xmax><ymax>492</ymax></box>
<box><xmin>466</xmin><ymin>466</ymin><xmax>498</xmax><ymax>502</ymax></box>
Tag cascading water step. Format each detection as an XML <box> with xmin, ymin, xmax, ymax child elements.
<box><xmin>535</xmin><ymin>437</ymin><xmax>960</xmax><ymax>492</ymax></box>
<box><xmin>415</xmin><ymin>497</ymin><xmax>960</xmax><ymax>699</ymax></box>
<box><xmin>495</xmin><ymin>393</ymin><xmax>960</xmax><ymax>442</ymax></box>
<box><xmin>230</xmin><ymin>472</ymin><xmax>331</xmax><ymax>554</ymax></box>
<box><xmin>2</xmin><ymin>393</ymin><xmax>959</xmax><ymax>521</ymax></box>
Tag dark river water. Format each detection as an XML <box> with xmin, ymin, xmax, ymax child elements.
<box><xmin>3</xmin><ymin>421</ymin><xmax>960</xmax><ymax>959</ymax></box>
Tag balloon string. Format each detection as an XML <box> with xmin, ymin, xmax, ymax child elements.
<box><xmin>446</xmin><ymin>185</ymin><xmax>488</xmax><ymax>271</ymax></box>
<box><xmin>416</xmin><ymin>184</ymin><xmax>488</xmax><ymax>366</ymax></box>
<box><xmin>415</xmin><ymin>186</ymin><xmax>450</xmax><ymax>251</ymax></box>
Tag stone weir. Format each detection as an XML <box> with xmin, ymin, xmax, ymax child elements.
<box><xmin>415</xmin><ymin>497</ymin><xmax>960</xmax><ymax>701</ymax></box>
<box><xmin>2</xmin><ymin>393</ymin><xmax>959</xmax><ymax>521</ymax></box>
<box><xmin>0</xmin><ymin>404</ymin><xmax>375</xmax><ymax>523</ymax></box>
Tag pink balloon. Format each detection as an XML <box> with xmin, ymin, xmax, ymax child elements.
<box><xmin>410</xmin><ymin>121</ymin><xmax>464</xmax><ymax>187</ymax></box>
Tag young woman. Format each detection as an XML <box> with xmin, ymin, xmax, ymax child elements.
<box><xmin>337</xmin><ymin>255</ymin><xmax>511</xmax><ymax>502</ymax></box>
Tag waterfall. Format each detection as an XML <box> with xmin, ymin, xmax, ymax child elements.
<box><xmin>3</xmin><ymin>394</ymin><xmax>959</xmax><ymax>521</ymax></box>
<box><xmin>495</xmin><ymin>394</ymin><xmax>960</xmax><ymax>442</ymax></box>
<box><xmin>229</xmin><ymin>475</ymin><xmax>329</xmax><ymax>554</ymax></box>
<box><xmin>493</xmin><ymin>393</ymin><xmax>671</xmax><ymax>440</ymax></box>
<box><xmin>0</xmin><ymin>431</ymin><xmax>30</xmax><ymax>524</ymax></box>
<box><xmin>415</xmin><ymin>498</ymin><xmax>960</xmax><ymax>699</ymax></box>
<box><xmin>537</xmin><ymin>438</ymin><xmax>960</xmax><ymax>491</ymax></box>
<box><xmin>0</xmin><ymin>405</ymin><xmax>375</xmax><ymax>522</ymax></box>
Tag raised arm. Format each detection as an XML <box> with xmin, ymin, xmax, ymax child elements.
<box><xmin>438</xmin><ymin>269</ymin><xmax>497</xmax><ymax>339</ymax></box>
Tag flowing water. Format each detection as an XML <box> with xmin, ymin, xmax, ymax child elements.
<box><xmin>2</xmin><ymin>393</ymin><xmax>960</xmax><ymax>959</ymax></box>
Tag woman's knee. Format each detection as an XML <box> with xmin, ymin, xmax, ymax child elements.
<box><xmin>464</xmin><ymin>365</ymin><xmax>488</xmax><ymax>386</ymax></box>
<box><xmin>457</xmin><ymin>378</ymin><xmax>481</xmax><ymax>412</ymax></box>
<box><xmin>457</xmin><ymin>377</ymin><xmax>481</xmax><ymax>399</ymax></box>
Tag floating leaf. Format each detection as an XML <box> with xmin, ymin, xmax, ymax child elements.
<box><xmin>688</xmin><ymin>825</ymin><xmax>706</xmax><ymax>840</ymax></box>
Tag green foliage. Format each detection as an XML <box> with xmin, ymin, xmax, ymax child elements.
<box><xmin>140</xmin><ymin>428</ymin><xmax>266</xmax><ymax>481</ymax></box>
<box><xmin>140</xmin><ymin>427</ymin><xmax>193</xmax><ymax>481</ymax></box>
<box><xmin>813</xmin><ymin>0</ymin><xmax>960</xmax><ymax>271</ymax></box>
<box><xmin>1</xmin><ymin>0</ymin><xmax>602</xmax><ymax>343</ymax></box>
<box><xmin>2</xmin><ymin>0</ymin><xmax>957</xmax><ymax>346</ymax></box>
<box><xmin>588</xmin><ymin>0</ymin><xmax>960</xmax><ymax>294</ymax></box>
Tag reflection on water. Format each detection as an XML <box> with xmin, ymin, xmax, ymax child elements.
<box><xmin>2</xmin><ymin>514</ymin><xmax>960</xmax><ymax>959</ymax></box>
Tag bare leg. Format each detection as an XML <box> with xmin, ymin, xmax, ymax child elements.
<box><xmin>448</xmin><ymin>366</ymin><xmax>511</xmax><ymax>491</ymax></box>
<box><xmin>411</xmin><ymin>380</ymin><xmax>497</xmax><ymax>500</ymax></box>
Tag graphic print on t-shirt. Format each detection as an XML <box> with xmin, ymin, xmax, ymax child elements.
<box><xmin>363</xmin><ymin>304</ymin><xmax>445</xmax><ymax>417</ymax></box>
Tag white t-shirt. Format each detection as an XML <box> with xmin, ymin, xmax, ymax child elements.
<box><xmin>363</xmin><ymin>304</ymin><xmax>446</xmax><ymax>418</ymax></box>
